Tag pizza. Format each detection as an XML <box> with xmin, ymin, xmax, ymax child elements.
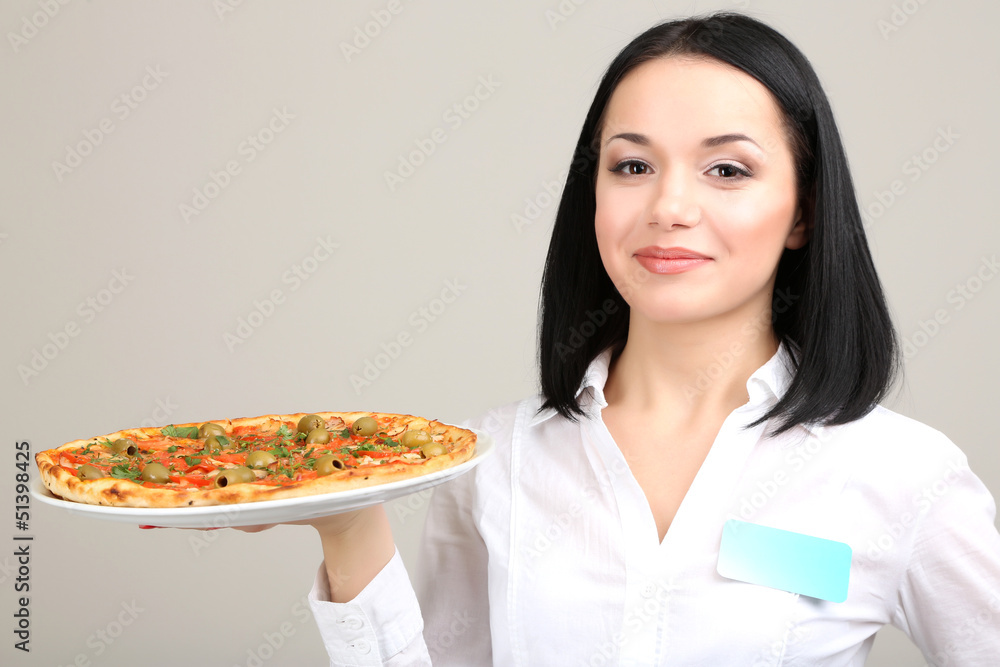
<box><xmin>35</xmin><ymin>412</ymin><xmax>477</xmax><ymax>508</ymax></box>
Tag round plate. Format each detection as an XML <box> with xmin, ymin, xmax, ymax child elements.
<box><xmin>31</xmin><ymin>429</ymin><xmax>494</xmax><ymax>528</ymax></box>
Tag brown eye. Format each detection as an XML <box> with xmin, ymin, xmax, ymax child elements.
<box><xmin>610</xmin><ymin>160</ymin><xmax>649</xmax><ymax>176</ymax></box>
<box><xmin>710</xmin><ymin>163</ymin><xmax>749</xmax><ymax>179</ymax></box>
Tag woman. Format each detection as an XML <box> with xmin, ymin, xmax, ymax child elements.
<box><xmin>301</xmin><ymin>12</ymin><xmax>1000</xmax><ymax>665</ymax></box>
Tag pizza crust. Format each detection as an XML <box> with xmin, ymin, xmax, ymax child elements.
<box><xmin>35</xmin><ymin>412</ymin><xmax>476</xmax><ymax>508</ymax></box>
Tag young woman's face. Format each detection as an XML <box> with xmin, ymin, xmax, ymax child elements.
<box><xmin>595</xmin><ymin>56</ymin><xmax>807</xmax><ymax>329</ymax></box>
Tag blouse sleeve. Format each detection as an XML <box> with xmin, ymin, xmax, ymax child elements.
<box><xmin>307</xmin><ymin>548</ymin><xmax>432</xmax><ymax>666</ymax></box>
<box><xmin>306</xmin><ymin>407</ymin><xmax>502</xmax><ymax>666</ymax></box>
<box><xmin>890</xmin><ymin>449</ymin><xmax>1000</xmax><ymax>665</ymax></box>
<box><xmin>412</xmin><ymin>461</ymin><xmax>493</xmax><ymax>665</ymax></box>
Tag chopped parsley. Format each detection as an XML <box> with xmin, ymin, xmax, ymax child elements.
<box><xmin>166</xmin><ymin>445</ymin><xmax>179</xmax><ymax>453</ymax></box>
<box><xmin>109</xmin><ymin>464</ymin><xmax>142</xmax><ymax>482</ymax></box>
<box><xmin>161</xmin><ymin>425</ymin><xmax>200</xmax><ymax>438</ymax></box>
<box><xmin>184</xmin><ymin>456</ymin><xmax>202</xmax><ymax>467</ymax></box>
<box><xmin>379</xmin><ymin>435</ymin><xmax>403</xmax><ymax>449</ymax></box>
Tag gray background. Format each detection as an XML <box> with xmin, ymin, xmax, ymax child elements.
<box><xmin>2</xmin><ymin>1</ymin><xmax>997</xmax><ymax>665</ymax></box>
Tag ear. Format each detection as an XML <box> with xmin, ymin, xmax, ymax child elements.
<box><xmin>784</xmin><ymin>212</ymin><xmax>809</xmax><ymax>250</ymax></box>
<box><xmin>784</xmin><ymin>190</ymin><xmax>814</xmax><ymax>250</ymax></box>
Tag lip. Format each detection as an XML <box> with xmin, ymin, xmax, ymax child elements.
<box><xmin>633</xmin><ymin>246</ymin><xmax>712</xmax><ymax>274</ymax></box>
<box><xmin>634</xmin><ymin>246</ymin><xmax>710</xmax><ymax>260</ymax></box>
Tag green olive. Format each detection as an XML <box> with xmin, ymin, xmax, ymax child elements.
<box><xmin>297</xmin><ymin>414</ymin><xmax>326</xmax><ymax>435</ymax></box>
<box><xmin>199</xmin><ymin>423</ymin><xmax>227</xmax><ymax>438</ymax></box>
<box><xmin>203</xmin><ymin>435</ymin><xmax>223</xmax><ymax>453</ymax></box>
<box><xmin>305</xmin><ymin>427</ymin><xmax>331</xmax><ymax>444</ymax></box>
<box><xmin>111</xmin><ymin>438</ymin><xmax>137</xmax><ymax>456</ymax></box>
<box><xmin>420</xmin><ymin>442</ymin><xmax>448</xmax><ymax>458</ymax></box>
<box><xmin>140</xmin><ymin>462</ymin><xmax>170</xmax><ymax>484</ymax></box>
<box><xmin>215</xmin><ymin>466</ymin><xmax>255</xmax><ymax>488</ymax></box>
<box><xmin>351</xmin><ymin>416</ymin><xmax>378</xmax><ymax>436</ymax></box>
<box><xmin>245</xmin><ymin>450</ymin><xmax>276</xmax><ymax>469</ymax></box>
<box><xmin>400</xmin><ymin>430</ymin><xmax>432</xmax><ymax>449</ymax></box>
<box><xmin>315</xmin><ymin>454</ymin><xmax>345</xmax><ymax>476</ymax></box>
<box><xmin>78</xmin><ymin>464</ymin><xmax>104</xmax><ymax>480</ymax></box>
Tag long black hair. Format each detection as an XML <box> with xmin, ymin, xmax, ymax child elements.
<box><xmin>538</xmin><ymin>12</ymin><xmax>899</xmax><ymax>435</ymax></box>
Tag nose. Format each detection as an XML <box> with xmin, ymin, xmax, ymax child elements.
<box><xmin>650</xmin><ymin>167</ymin><xmax>700</xmax><ymax>228</ymax></box>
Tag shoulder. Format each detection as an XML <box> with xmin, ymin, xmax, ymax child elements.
<box><xmin>820</xmin><ymin>404</ymin><xmax>960</xmax><ymax>461</ymax></box>
<box><xmin>461</xmin><ymin>394</ymin><xmax>547</xmax><ymax>451</ymax></box>
<box><xmin>809</xmin><ymin>404</ymin><xmax>975</xmax><ymax>499</ymax></box>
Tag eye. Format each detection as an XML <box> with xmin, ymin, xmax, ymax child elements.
<box><xmin>609</xmin><ymin>159</ymin><xmax>651</xmax><ymax>176</ymax></box>
<box><xmin>707</xmin><ymin>163</ymin><xmax>751</xmax><ymax>179</ymax></box>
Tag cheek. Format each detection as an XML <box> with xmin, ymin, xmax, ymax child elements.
<box><xmin>594</xmin><ymin>186</ymin><xmax>638</xmax><ymax>243</ymax></box>
<box><xmin>717</xmin><ymin>192</ymin><xmax>797</xmax><ymax>260</ymax></box>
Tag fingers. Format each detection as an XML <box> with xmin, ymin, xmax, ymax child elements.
<box><xmin>232</xmin><ymin>523</ymin><xmax>278</xmax><ymax>533</ymax></box>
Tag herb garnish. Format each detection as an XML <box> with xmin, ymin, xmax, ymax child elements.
<box><xmin>109</xmin><ymin>464</ymin><xmax>142</xmax><ymax>482</ymax></box>
<box><xmin>161</xmin><ymin>425</ymin><xmax>200</xmax><ymax>438</ymax></box>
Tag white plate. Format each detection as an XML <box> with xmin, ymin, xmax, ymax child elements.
<box><xmin>31</xmin><ymin>429</ymin><xmax>493</xmax><ymax>528</ymax></box>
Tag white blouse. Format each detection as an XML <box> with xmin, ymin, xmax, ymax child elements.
<box><xmin>308</xmin><ymin>345</ymin><xmax>1000</xmax><ymax>665</ymax></box>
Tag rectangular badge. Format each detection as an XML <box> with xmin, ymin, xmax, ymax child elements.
<box><xmin>717</xmin><ymin>519</ymin><xmax>852</xmax><ymax>602</ymax></box>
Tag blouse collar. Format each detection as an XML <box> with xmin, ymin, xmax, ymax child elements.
<box><xmin>529</xmin><ymin>342</ymin><xmax>800</xmax><ymax>430</ymax></box>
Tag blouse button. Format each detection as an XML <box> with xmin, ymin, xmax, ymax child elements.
<box><xmin>641</xmin><ymin>582</ymin><xmax>657</xmax><ymax>598</ymax></box>
<box><xmin>352</xmin><ymin>639</ymin><xmax>372</xmax><ymax>654</ymax></box>
<box><xmin>339</xmin><ymin>614</ymin><xmax>364</xmax><ymax>631</ymax></box>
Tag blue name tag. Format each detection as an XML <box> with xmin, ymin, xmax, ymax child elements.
<box><xmin>717</xmin><ymin>519</ymin><xmax>852</xmax><ymax>602</ymax></box>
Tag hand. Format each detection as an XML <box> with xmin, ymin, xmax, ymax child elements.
<box><xmin>231</xmin><ymin>506</ymin><xmax>372</xmax><ymax>537</ymax></box>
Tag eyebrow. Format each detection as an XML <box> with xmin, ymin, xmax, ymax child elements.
<box><xmin>603</xmin><ymin>131</ymin><xmax>762</xmax><ymax>150</ymax></box>
<box><xmin>701</xmin><ymin>133</ymin><xmax>762</xmax><ymax>150</ymax></box>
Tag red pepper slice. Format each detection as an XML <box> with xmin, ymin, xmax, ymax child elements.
<box><xmin>169</xmin><ymin>474</ymin><xmax>214</xmax><ymax>487</ymax></box>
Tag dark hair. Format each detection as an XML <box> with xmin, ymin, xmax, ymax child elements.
<box><xmin>538</xmin><ymin>12</ymin><xmax>899</xmax><ymax>435</ymax></box>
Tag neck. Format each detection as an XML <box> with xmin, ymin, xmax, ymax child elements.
<box><xmin>603</xmin><ymin>305</ymin><xmax>778</xmax><ymax>426</ymax></box>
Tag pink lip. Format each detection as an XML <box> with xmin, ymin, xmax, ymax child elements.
<box><xmin>633</xmin><ymin>246</ymin><xmax>712</xmax><ymax>274</ymax></box>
